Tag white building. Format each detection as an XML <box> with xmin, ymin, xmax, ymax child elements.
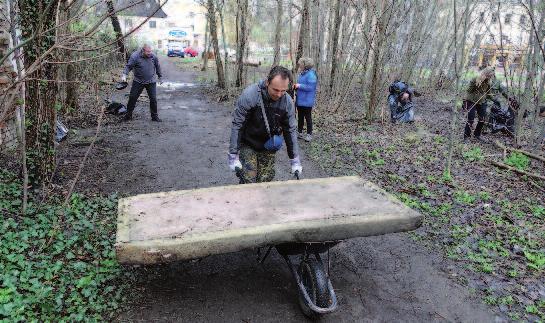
<box><xmin>116</xmin><ymin>0</ymin><xmax>207</xmax><ymax>53</ymax></box>
<box><xmin>466</xmin><ymin>1</ymin><xmax>533</xmax><ymax>68</ymax></box>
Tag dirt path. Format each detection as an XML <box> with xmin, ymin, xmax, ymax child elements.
<box><xmin>100</xmin><ymin>58</ymin><xmax>499</xmax><ymax>322</ymax></box>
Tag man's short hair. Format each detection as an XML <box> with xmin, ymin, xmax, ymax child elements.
<box><xmin>267</xmin><ymin>66</ymin><xmax>293</xmax><ymax>84</ymax></box>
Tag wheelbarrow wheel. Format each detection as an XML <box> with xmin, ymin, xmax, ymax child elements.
<box><xmin>297</xmin><ymin>257</ymin><xmax>329</xmax><ymax>318</ymax></box>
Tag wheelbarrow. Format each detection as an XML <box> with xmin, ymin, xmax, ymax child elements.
<box><xmin>115</xmin><ymin>175</ymin><xmax>422</xmax><ymax>318</ymax></box>
<box><xmin>235</xmin><ymin>168</ymin><xmax>338</xmax><ymax>316</ymax></box>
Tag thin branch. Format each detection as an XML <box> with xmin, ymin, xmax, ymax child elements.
<box><xmin>490</xmin><ymin>160</ymin><xmax>545</xmax><ymax>181</ymax></box>
<box><xmin>494</xmin><ymin>141</ymin><xmax>545</xmax><ymax>163</ymax></box>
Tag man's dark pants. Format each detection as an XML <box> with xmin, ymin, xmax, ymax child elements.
<box><xmin>463</xmin><ymin>100</ymin><xmax>487</xmax><ymax>138</ymax></box>
<box><xmin>126</xmin><ymin>81</ymin><xmax>158</xmax><ymax>118</ymax></box>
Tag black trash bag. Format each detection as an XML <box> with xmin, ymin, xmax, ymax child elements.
<box><xmin>105</xmin><ymin>100</ymin><xmax>127</xmax><ymax>115</ymax></box>
<box><xmin>55</xmin><ymin>120</ymin><xmax>68</xmax><ymax>142</ymax></box>
<box><xmin>389</xmin><ymin>99</ymin><xmax>415</xmax><ymax>123</ymax></box>
<box><xmin>115</xmin><ymin>81</ymin><xmax>128</xmax><ymax>90</ymax></box>
<box><xmin>488</xmin><ymin>101</ymin><xmax>515</xmax><ymax>136</ymax></box>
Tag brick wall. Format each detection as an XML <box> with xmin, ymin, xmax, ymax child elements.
<box><xmin>0</xmin><ymin>2</ymin><xmax>20</xmax><ymax>152</ymax></box>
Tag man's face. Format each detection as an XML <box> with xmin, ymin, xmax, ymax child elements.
<box><xmin>266</xmin><ymin>75</ymin><xmax>289</xmax><ymax>101</ymax></box>
<box><xmin>142</xmin><ymin>46</ymin><xmax>153</xmax><ymax>57</ymax></box>
<box><xmin>400</xmin><ymin>92</ymin><xmax>410</xmax><ymax>103</ymax></box>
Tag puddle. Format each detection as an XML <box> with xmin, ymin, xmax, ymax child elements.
<box><xmin>158</xmin><ymin>82</ymin><xmax>196</xmax><ymax>89</ymax></box>
<box><xmin>160</xmin><ymin>105</ymin><xmax>189</xmax><ymax>110</ymax></box>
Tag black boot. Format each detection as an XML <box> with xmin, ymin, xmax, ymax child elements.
<box><xmin>121</xmin><ymin>113</ymin><xmax>132</xmax><ymax>122</ymax></box>
<box><xmin>151</xmin><ymin>115</ymin><xmax>162</xmax><ymax>122</ymax></box>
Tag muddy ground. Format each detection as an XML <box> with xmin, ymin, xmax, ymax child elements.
<box><xmin>45</xmin><ymin>58</ymin><xmax>512</xmax><ymax>322</ymax></box>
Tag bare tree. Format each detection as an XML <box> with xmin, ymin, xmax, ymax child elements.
<box><xmin>19</xmin><ymin>0</ymin><xmax>60</xmax><ymax>186</ymax></box>
<box><xmin>273</xmin><ymin>0</ymin><xmax>283</xmax><ymax>66</ymax></box>
<box><xmin>207</xmin><ymin>0</ymin><xmax>226</xmax><ymax>88</ymax></box>
<box><xmin>106</xmin><ymin>0</ymin><xmax>128</xmax><ymax>61</ymax></box>
<box><xmin>365</xmin><ymin>1</ymin><xmax>394</xmax><ymax>121</ymax></box>
<box><xmin>235</xmin><ymin>0</ymin><xmax>248</xmax><ymax>87</ymax></box>
<box><xmin>294</xmin><ymin>0</ymin><xmax>310</xmax><ymax>73</ymax></box>
<box><xmin>445</xmin><ymin>0</ymin><xmax>460</xmax><ymax>179</ymax></box>
<box><xmin>201</xmin><ymin>18</ymin><xmax>210</xmax><ymax>71</ymax></box>
<box><xmin>328</xmin><ymin>0</ymin><xmax>341</xmax><ymax>93</ymax></box>
<box><xmin>218</xmin><ymin>0</ymin><xmax>229</xmax><ymax>85</ymax></box>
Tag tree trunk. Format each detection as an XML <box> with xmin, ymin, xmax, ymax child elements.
<box><xmin>273</xmin><ymin>0</ymin><xmax>283</xmax><ymax>66</ymax></box>
<box><xmin>314</xmin><ymin>0</ymin><xmax>323</xmax><ymax>73</ymax></box>
<box><xmin>219</xmin><ymin>2</ymin><xmax>229</xmax><ymax>85</ymax></box>
<box><xmin>328</xmin><ymin>0</ymin><xmax>341</xmax><ymax>92</ymax></box>
<box><xmin>65</xmin><ymin>63</ymin><xmax>79</xmax><ymax>113</ymax></box>
<box><xmin>106</xmin><ymin>0</ymin><xmax>128</xmax><ymax>61</ymax></box>
<box><xmin>445</xmin><ymin>0</ymin><xmax>460</xmax><ymax>179</ymax></box>
<box><xmin>59</xmin><ymin>0</ymin><xmax>80</xmax><ymax>114</ymax></box>
<box><xmin>518</xmin><ymin>0</ymin><xmax>544</xmax><ymax>146</ymax></box>
<box><xmin>236</xmin><ymin>0</ymin><xmax>248</xmax><ymax>87</ymax></box>
<box><xmin>19</xmin><ymin>0</ymin><xmax>60</xmax><ymax>186</ymax></box>
<box><xmin>288</xmin><ymin>0</ymin><xmax>293</xmax><ymax>68</ymax></box>
<box><xmin>294</xmin><ymin>0</ymin><xmax>310</xmax><ymax>74</ymax></box>
<box><xmin>365</xmin><ymin>1</ymin><xmax>389</xmax><ymax>120</ymax></box>
<box><xmin>7</xmin><ymin>0</ymin><xmax>28</xmax><ymax>212</ymax></box>
<box><xmin>207</xmin><ymin>0</ymin><xmax>225</xmax><ymax>88</ymax></box>
<box><xmin>201</xmin><ymin>18</ymin><xmax>210</xmax><ymax>71</ymax></box>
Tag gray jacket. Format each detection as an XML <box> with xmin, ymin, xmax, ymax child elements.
<box><xmin>123</xmin><ymin>50</ymin><xmax>162</xmax><ymax>84</ymax></box>
<box><xmin>229</xmin><ymin>81</ymin><xmax>299</xmax><ymax>159</ymax></box>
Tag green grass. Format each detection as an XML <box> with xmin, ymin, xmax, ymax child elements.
<box><xmin>524</xmin><ymin>251</ymin><xmax>545</xmax><ymax>271</ymax></box>
<box><xmin>505</xmin><ymin>152</ymin><xmax>530</xmax><ymax>171</ymax></box>
<box><xmin>454</xmin><ymin>190</ymin><xmax>477</xmax><ymax>205</ymax></box>
<box><xmin>0</xmin><ymin>169</ymin><xmax>131</xmax><ymax>321</ymax></box>
<box><xmin>462</xmin><ymin>147</ymin><xmax>484</xmax><ymax>162</ymax></box>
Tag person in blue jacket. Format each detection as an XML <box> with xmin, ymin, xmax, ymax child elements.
<box><xmin>294</xmin><ymin>57</ymin><xmax>318</xmax><ymax>142</ymax></box>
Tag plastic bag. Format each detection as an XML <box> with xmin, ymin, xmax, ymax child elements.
<box><xmin>55</xmin><ymin>120</ymin><xmax>68</xmax><ymax>142</ymax></box>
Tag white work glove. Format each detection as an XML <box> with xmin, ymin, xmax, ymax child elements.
<box><xmin>290</xmin><ymin>156</ymin><xmax>302</xmax><ymax>175</ymax></box>
<box><xmin>121</xmin><ymin>74</ymin><xmax>127</xmax><ymax>82</ymax></box>
<box><xmin>228</xmin><ymin>153</ymin><xmax>242</xmax><ymax>172</ymax></box>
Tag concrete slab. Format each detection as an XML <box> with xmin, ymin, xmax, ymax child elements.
<box><xmin>116</xmin><ymin>176</ymin><xmax>422</xmax><ymax>264</ymax></box>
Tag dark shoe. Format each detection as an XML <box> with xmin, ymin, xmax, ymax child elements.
<box><xmin>474</xmin><ymin>136</ymin><xmax>487</xmax><ymax>143</ymax></box>
<box><xmin>151</xmin><ymin>116</ymin><xmax>162</xmax><ymax>122</ymax></box>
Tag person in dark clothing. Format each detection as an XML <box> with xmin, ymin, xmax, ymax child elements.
<box><xmin>229</xmin><ymin>66</ymin><xmax>302</xmax><ymax>183</ymax></box>
<box><xmin>463</xmin><ymin>66</ymin><xmax>510</xmax><ymax>141</ymax></box>
<box><xmin>121</xmin><ymin>44</ymin><xmax>163</xmax><ymax>122</ymax></box>
<box><xmin>294</xmin><ymin>57</ymin><xmax>318</xmax><ymax>142</ymax></box>
<box><xmin>388</xmin><ymin>80</ymin><xmax>415</xmax><ymax>123</ymax></box>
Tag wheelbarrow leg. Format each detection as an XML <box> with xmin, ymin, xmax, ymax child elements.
<box><xmin>281</xmin><ymin>251</ymin><xmax>338</xmax><ymax>318</ymax></box>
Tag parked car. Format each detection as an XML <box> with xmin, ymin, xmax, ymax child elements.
<box><xmin>167</xmin><ymin>43</ymin><xmax>185</xmax><ymax>57</ymax></box>
<box><xmin>183</xmin><ymin>46</ymin><xmax>198</xmax><ymax>57</ymax></box>
<box><xmin>219</xmin><ymin>47</ymin><xmax>236</xmax><ymax>59</ymax></box>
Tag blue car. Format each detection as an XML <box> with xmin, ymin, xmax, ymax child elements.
<box><xmin>167</xmin><ymin>43</ymin><xmax>185</xmax><ymax>57</ymax></box>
